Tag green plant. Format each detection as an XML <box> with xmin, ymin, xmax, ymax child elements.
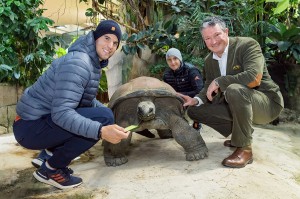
<box><xmin>121</xmin><ymin>0</ymin><xmax>269</xmax><ymax>59</ymax></box>
<box><xmin>266</xmin><ymin>0</ymin><xmax>299</xmax><ymax>17</ymax></box>
<box><xmin>121</xmin><ymin>19</ymin><xmax>177</xmax><ymax>56</ymax></box>
<box><xmin>265</xmin><ymin>22</ymin><xmax>300</xmax><ymax>64</ymax></box>
<box><xmin>99</xmin><ymin>68</ymin><xmax>108</xmax><ymax>92</ymax></box>
<box><xmin>0</xmin><ymin>0</ymin><xmax>61</xmax><ymax>87</ymax></box>
<box><xmin>0</xmin><ymin>64</ymin><xmax>12</xmax><ymax>82</ymax></box>
<box><xmin>121</xmin><ymin>0</ymin><xmax>207</xmax><ymax>58</ymax></box>
<box><xmin>149</xmin><ymin>60</ymin><xmax>167</xmax><ymax>79</ymax></box>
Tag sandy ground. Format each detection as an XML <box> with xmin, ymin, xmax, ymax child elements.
<box><xmin>1</xmin><ymin>123</ymin><xmax>300</xmax><ymax>199</ymax></box>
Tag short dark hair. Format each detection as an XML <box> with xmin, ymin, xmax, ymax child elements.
<box><xmin>200</xmin><ymin>16</ymin><xmax>227</xmax><ymax>32</ymax></box>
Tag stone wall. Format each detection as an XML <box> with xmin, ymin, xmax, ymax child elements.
<box><xmin>0</xmin><ymin>84</ymin><xmax>23</xmax><ymax>135</ymax></box>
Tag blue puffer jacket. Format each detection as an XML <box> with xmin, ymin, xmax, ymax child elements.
<box><xmin>16</xmin><ymin>31</ymin><xmax>108</xmax><ymax>140</ymax></box>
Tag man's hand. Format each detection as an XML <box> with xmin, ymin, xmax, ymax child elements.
<box><xmin>176</xmin><ymin>92</ymin><xmax>198</xmax><ymax>107</ymax></box>
<box><xmin>100</xmin><ymin>124</ymin><xmax>129</xmax><ymax>144</ymax></box>
<box><xmin>207</xmin><ymin>80</ymin><xmax>219</xmax><ymax>101</ymax></box>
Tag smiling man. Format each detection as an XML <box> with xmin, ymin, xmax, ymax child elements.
<box><xmin>178</xmin><ymin>16</ymin><xmax>284</xmax><ymax>168</ymax></box>
<box><xmin>13</xmin><ymin>20</ymin><xmax>129</xmax><ymax>189</ymax></box>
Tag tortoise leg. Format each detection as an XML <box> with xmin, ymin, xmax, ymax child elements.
<box><xmin>135</xmin><ymin>129</ymin><xmax>156</xmax><ymax>138</ymax></box>
<box><xmin>157</xmin><ymin>129</ymin><xmax>173</xmax><ymax>139</ymax></box>
<box><xmin>103</xmin><ymin>132</ymin><xmax>132</xmax><ymax>166</ymax></box>
<box><xmin>169</xmin><ymin>115</ymin><xmax>208</xmax><ymax>161</ymax></box>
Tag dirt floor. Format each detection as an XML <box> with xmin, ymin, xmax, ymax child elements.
<box><xmin>1</xmin><ymin>114</ymin><xmax>300</xmax><ymax>199</ymax></box>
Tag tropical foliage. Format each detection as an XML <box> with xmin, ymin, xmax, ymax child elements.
<box><xmin>80</xmin><ymin>0</ymin><xmax>299</xmax><ymax>109</ymax></box>
<box><xmin>1</xmin><ymin>0</ymin><xmax>299</xmax><ymax>103</ymax></box>
<box><xmin>0</xmin><ymin>0</ymin><xmax>61</xmax><ymax>86</ymax></box>
<box><xmin>81</xmin><ymin>0</ymin><xmax>299</xmax><ymax>64</ymax></box>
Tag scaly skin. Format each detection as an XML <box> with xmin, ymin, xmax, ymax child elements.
<box><xmin>167</xmin><ymin>114</ymin><xmax>208</xmax><ymax>160</ymax></box>
<box><xmin>103</xmin><ymin>132</ymin><xmax>132</xmax><ymax>167</ymax></box>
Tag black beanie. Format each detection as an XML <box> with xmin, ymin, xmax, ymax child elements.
<box><xmin>93</xmin><ymin>20</ymin><xmax>122</xmax><ymax>48</ymax></box>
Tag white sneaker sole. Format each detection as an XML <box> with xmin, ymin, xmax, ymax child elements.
<box><xmin>33</xmin><ymin>171</ymin><xmax>82</xmax><ymax>189</ymax></box>
<box><xmin>32</xmin><ymin>158</ymin><xmax>43</xmax><ymax>168</ymax></box>
<box><xmin>32</xmin><ymin>157</ymin><xmax>80</xmax><ymax>168</ymax></box>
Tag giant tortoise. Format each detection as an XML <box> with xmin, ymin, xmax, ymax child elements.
<box><xmin>103</xmin><ymin>76</ymin><xmax>208</xmax><ymax>166</ymax></box>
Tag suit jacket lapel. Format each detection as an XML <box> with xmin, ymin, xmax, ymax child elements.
<box><xmin>226</xmin><ymin>37</ymin><xmax>236</xmax><ymax>75</ymax></box>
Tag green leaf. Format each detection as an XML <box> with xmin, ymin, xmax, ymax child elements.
<box><xmin>9</xmin><ymin>14</ymin><xmax>15</xmax><ymax>21</ymax></box>
<box><xmin>127</xmin><ymin>34</ymin><xmax>137</xmax><ymax>42</ymax></box>
<box><xmin>6</xmin><ymin>0</ymin><xmax>13</xmax><ymax>6</ymax></box>
<box><xmin>153</xmin><ymin>22</ymin><xmax>161</xmax><ymax>31</ymax></box>
<box><xmin>269</xmin><ymin>32</ymin><xmax>283</xmax><ymax>40</ymax></box>
<box><xmin>14</xmin><ymin>1</ymin><xmax>21</xmax><ymax>6</ymax></box>
<box><xmin>273</xmin><ymin>0</ymin><xmax>289</xmax><ymax>14</ymax></box>
<box><xmin>277</xmin><ymin>41</ymin><xmax>291</xmax><ymax>51</ymax></box>
<box><xmin>24</xmin><ymin>54</ymin><xmax>34</xmax><ymax>63</ymax></box>
<box><xmin>282</xmin><ymin>26</ymin><xmax>300</xmax><ymax>41</ymax></box>
<box><xmin>122</xmin><ymin>32</ymin><xmax>128</xmax><ymax>40</ymax></box>
<box><xmin>13</xmin><ymin>70</ymin><xmax>20</xmax><ymax>79</ymax></box>
<box><xmin>130</xmin><ymin>46</ymin><xmax>137</xmax><ymax>54</ymax></box>
<box><xmin>137</xmin><ymin>43</ymin><xmax>146</xmax><ymax>50</ymax></box>
<box><xmin>85</xmin><ymin>8</ymin><xmax>94</xmax><ymax>17</ymax></box>
<box><xmin>0</xmin><ymin>45</ymin><xmax>5</xmax><ymax>53</ymax></box>
<box><xmin>0</xmin><ymin>64</ymin><xmax>12</xmax><ymax>71</ymax></box>
<box><xmin>266</xmin><ymin>0</ymin><xmax>282</xmax><ymax>2</ymax></box>
<box><xmin>136</xmin><ymin>31</ymin><xmax>144</xmax><ymax>40</ymax></box>
<box><xmin>292</xmin><ymin>48</ymin><xmax>300</xmax><ymax>62</ymax></box>
<box><xmin>122</xmin><ymin>45</ymin><xmax>130</xmax><ymax>55</ymax></box>
<box><xmin>171</xmin><ymin>5</ymin><xmax>181</xmax><ymax>12</ymax></box>
<box><xmin>163</xmin><ymin>20</ymin><xmax>172</xmax><ymax>30</ymax></box>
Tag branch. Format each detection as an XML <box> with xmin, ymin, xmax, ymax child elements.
<box><xmin>91</xmin><ymin>0</ymin><xmax>140</xmax><ymax>33</ymax></box>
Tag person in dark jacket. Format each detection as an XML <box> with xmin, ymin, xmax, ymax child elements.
<box><xmin>163</xmin><ymin>48</ymin><xmax>204</xmax><ymax>130</ymax></box>
<box><xmin>13</xmin><ymin>20</ymin><xmax>129</xmax><ymax>189</ymax></box>
<box><xmin>178</xmin><ymin>16</ymin><xmax>284</xmax><ymax>168</ymax></box>
<box><xmin>163</xmin><ymin>48</ymin><xmax>203</xmax><ymax>98</ymax></box>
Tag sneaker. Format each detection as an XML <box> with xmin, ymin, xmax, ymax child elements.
<box><xmin>33</xmin><ymin>163</ymin><xmax>82</xmax><ymax>189</ymax></box>
<box><xmin>32</xmin><ymin>149</ymin><xmax>79</xmax><ymax>172</ymax></box>
<box><xmin>192</xmin><ymin>121</ymin><xmax>202</xmax><ymax>130</ymax></box>
<box><xmin>32</xmin><ymin>149</ymin><xmax>75</xmax><ymax>174</ymax></box>
<box><xmin>32</xmin><ymin>149</ymin><xmax>53</xmax><ymax>168</ymax></box>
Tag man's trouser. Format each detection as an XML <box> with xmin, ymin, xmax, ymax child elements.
<box><xmin>187</xmin><ymin>84</ymin><xmax>283</xmax><ymax>147</ymax></box>
<box><xmin>13</xmin><ymin>107</ymin><xmax>114</xmax><ymax>168</ymax></box>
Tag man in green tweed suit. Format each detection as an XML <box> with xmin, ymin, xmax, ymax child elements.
<box><xmin>178</xmin><ymin>16</ymin><xmax>284</xmax><ymax>168</ymax></box>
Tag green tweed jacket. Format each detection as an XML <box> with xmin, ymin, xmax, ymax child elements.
<box><xmin>197</xmin><ymin>37</ymin><xmax>284</xmax><ymax>107</ymax></box>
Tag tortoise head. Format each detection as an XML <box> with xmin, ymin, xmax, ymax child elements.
<box><xmin>137</xmin><ymin>100</ymin><xmax>155</xmax><ymax>121</ymax></box>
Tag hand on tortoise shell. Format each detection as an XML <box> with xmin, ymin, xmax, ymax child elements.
<box><xmin>176</xmin><ymin>92</ymin><xmax>198</xmax><ymax>107</ymax></box>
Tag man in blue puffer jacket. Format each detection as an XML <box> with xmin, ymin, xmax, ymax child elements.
<box><xmin>13</xmin><ymin>20</ymin><xmax>129</xmax><ymax>189</ymax></box>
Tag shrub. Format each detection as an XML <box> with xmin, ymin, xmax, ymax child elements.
<box><xmin>0</xmin><ymin>0</ymin><xmax>61</xmax><ymax>87</ymax></box>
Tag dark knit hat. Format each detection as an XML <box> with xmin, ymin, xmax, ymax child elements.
<box><xmin>93</xmin><ymin>20</ymin><xmax>122</xmax><ymax>48</ymax></box>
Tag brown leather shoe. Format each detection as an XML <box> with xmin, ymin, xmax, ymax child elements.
<box><xmin>223</xmin><ymin>140</ymin><xmax>235</xmax><ymax>147</ymax></box>
<box><xmin>222</xmin><ymin>147</ymin><xmax>253</xmax><ymax>168</ymax></box>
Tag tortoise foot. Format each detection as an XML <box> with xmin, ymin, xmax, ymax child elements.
<box><xmin>104</xmin><ymin>156</ymin><xmax>128</xmax><ymax>167</ymax></box>
<box><xmin>185</xmin><ymin>147</ymin><xmax>208</xmax><ymax>161</ymax></box>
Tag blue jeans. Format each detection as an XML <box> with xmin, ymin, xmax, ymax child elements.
<box><xmin>13</xmin><ymin>107</ymin><xmax>114</xmax><ymax>168</ymax></box>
